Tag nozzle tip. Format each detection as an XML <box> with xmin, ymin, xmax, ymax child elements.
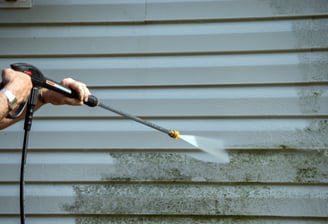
<box><xmin>169</xmin><ymin>130</ymin><xmax>180</xmax><ymax>140</ymax></box>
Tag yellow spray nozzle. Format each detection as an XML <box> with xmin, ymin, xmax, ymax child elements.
<box><xmin>168</xmin><ymin>130</ymin><xmax>180</xmax><ymax>140</ymax></box>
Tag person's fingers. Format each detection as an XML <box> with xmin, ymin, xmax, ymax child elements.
<box><xmin>60</xmin><ymin>78</ymin><xmax>90</xmax><ymax>105</ymax></box>
<box><xmin>81</xmin><ymin>83</ymin><xmax>90</xmax><ymax>102</ymax></box>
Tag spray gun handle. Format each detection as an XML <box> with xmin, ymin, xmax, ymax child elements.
<box><xmin>10</xmin><ymin>63</ymin><xmax>99</xmax><ymax>107</ymax></box>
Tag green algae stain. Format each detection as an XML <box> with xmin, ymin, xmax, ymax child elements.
<box><xmin>296</xmin><ymin>167</ymin><xmax>319</xmax><ymax>183</ymax></box>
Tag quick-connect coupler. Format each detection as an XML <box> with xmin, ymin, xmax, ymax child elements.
<box><xmin>168</xmin><ymin>130</ymin><xmax>180</xmax><ymax>140</ymax></box>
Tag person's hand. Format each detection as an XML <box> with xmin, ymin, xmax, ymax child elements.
<box><xmin>2</xmin><ymin>68</ymin><xmax>33</xmax><ymax>104</ymax></box>
<box><xmin>39</xmin><ymin>78</ymin><xmax>90</xmax><ymax>106</ymax></box>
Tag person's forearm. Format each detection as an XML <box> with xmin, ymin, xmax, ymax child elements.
<box><xmin>0</xmin><ymin>92</ymin><xmax>9</xmax><ymax>122</ymax></box>
<box><xmin>0</xmin><ymin>95</ymin><xmax>45</xmax><ymax>130</ymax></box>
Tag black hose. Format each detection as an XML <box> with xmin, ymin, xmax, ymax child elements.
<box><xmin>20</xmin><ymin>87</ymin><xmax>39</xmax><ymax>224</ymax></box>
<box><xmin>20</xmin><ymin>130</ymin><xmax>29</xmax><ymax>224</ymax></box>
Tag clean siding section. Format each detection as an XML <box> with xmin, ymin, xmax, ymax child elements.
<box><xmin>0</xmin><ymin>19</ymin><xmax>327</xmax><ymax>56</ymax></box>
<box><xmin>0</xmin><ymin>0</ymin><xmax>327</xmax><ymax>224</ymax></box>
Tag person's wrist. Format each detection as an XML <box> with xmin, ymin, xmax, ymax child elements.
<box><xmin>0</xmin><ymin>90</ymin><xmax>10</xmax><ymax>113</ymax></box>
<box><xmin>1</xmin><ymin>88</ymin><xmax>18</xmax><ymax>111</ymax></box>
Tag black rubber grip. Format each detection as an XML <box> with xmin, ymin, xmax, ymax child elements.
<box><xmin>85</xmin><ymin>94</ymin><xmax>98</xmax><ymax>107</ymax></box>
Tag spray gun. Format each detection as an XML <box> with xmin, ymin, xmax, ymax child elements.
<box><xmin>9</xmin><ymin>63</ymin><xmax>180</xmax><ymax>140</ymax></box>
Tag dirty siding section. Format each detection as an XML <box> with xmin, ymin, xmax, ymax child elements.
<box><xmin>0</xmin><ymin>0</ymin><xmax>328</xmax><ymax>223</ymax></box>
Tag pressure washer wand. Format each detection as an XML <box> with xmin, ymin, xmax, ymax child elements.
<box><xmin>97</xmin><ymin>102</ymin><xmax>180</xmax><ymax>139</ymax></box>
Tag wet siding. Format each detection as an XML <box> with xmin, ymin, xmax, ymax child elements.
<box><xmin>0</xmin><ymin>0</ymin><xmax>328</xmax><ymax>223</ymax></box>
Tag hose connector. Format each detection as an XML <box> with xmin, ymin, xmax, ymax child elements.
<box><xmin>168</xmin><ymin>130</ymin><xmax>180</xmax><ymax>140</ymax></box>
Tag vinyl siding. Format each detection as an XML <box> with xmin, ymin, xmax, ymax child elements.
<box><xmin>0</xmin><ymin>0</ymin><xmax>328</xmax><ymax>223</ymax></box>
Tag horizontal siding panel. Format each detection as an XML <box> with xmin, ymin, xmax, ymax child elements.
<box><xmin>1</xmin><ymin>218</ymin><xmax>327</xmax><ymax>224</ymax></box>
<box><xmin>0</xmin><ymin>0</ymin><xmax>328</xmax><ymax>24</ymax></box>
<box><xmin>1</xmin><ymin>184</ymin><xmax>327</xmax><ymax>217</ymax></box>
<box><xmin>0</xmin><ymin>0</ymin><xmax>146</xmax><ymax>24</ymax></box>
<box><xmin>0</xmin><ymin>19</ymin><xmax>327</xmax><ymax>56</ymax></box>
<box><xmin>146</xmin><ymin>0</ymin><xmax>328</xmax><ymax>21</ymax></box>
<box><xmin>1</xmin><ymin>218</ymin><xmax>328</xmax><ymax>224</ymax></box>
<box><xmin>0</xmin><ymin>217</ymin><xmax>76</xmax><ymax>224</ymax></box>
<box><xmin>0</xmin><ymin>118</ymin><xmax>326</xmax><ymax>150</ymax></box>
<box><xmin>1</xmin><ymin>51</ymin><xmax>327</xmax><ymax>87</ymax></box>
<box><xmin>0</xmin><ymin>151</ymin><xmax>327</xmax><ymax>183</ymax></box>
<box><xmin>0</xmin><ymin>219</ymin><xmax>323</xmax><ymax>224</ymax></box>
<box><xmin>30</xmin><ymin>86</ymin><xmax>328</xmax><ymax>117</ymax></box>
